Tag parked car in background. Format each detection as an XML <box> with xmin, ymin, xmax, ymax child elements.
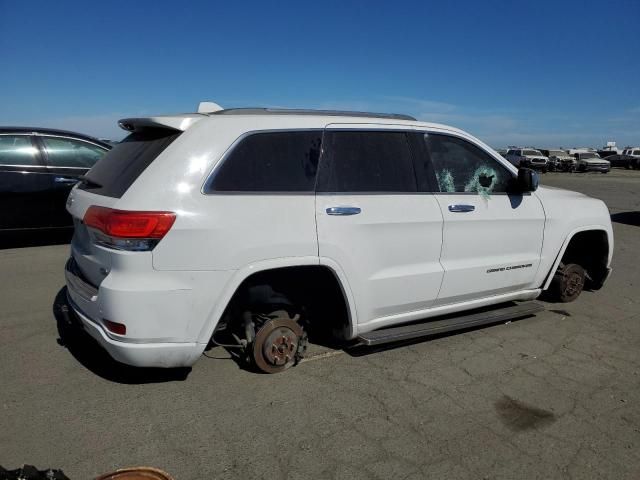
<box><xmin>605</xmin><ymin>154</ymin><xmax>636</xmax><ymax>169</ymax></box>
<box><xmin>622</xmin><ymin>147</ymin><xmax>640</xmax><ymax>156</ymax></box>
<box><xmin>597</xmin><ymin>149</ymin><xmax>620</xmax><ymax>159</ymax></box>
<box><xmin>505</xmin><ymin>148</ymin><xmax>549</xmax><ymax>172</ymax></box>
<box><xmin>621</xmin><ymin>147</ymin><xmax>640</xmax><ymax>169</ymax></box>
<box><xmin>0</xmin><ymin>127</ymin><xmax>111</xmax><ymax>236</ymax></box>
<box><xmin>540</xmin><ymin>149</ymin><xmax>576</xmax><ymax>172</ymax></box>
<box><xmin>574</xmin><ymin>152</ymin><xmax>610</xmax><ymax>173</ymax></box>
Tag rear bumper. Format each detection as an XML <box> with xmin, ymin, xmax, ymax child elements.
<box><xmin>64</xmin><ymin>258</ymin><xmax>204</xmax><ymax>368</ymax></box>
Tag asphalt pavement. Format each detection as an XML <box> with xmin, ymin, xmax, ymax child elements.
<box><xmin>1</xmin><ymin>170</ymin><xmax>638</xmax><ymax>479</ymax></box>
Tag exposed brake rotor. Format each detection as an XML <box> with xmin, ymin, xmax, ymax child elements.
<box><xmin>252</xmin><ymin>311</ymin><xmax>305</xmax><ymax>374</ymax></box>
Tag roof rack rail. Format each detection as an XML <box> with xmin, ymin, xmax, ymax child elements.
<box><xmin>209</xmin><ymin>108</ymin><xmax>416</xmax><ymax>121</ymax></box>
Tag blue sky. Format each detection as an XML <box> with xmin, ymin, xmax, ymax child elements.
<box><xmin>1</xmin><ymin>0</ymin><xmax>639</xmax><ymax>147</ymax></box>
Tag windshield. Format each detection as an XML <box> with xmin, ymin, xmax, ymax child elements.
<box><xmin>549</xmin><ymin>150</ymin><xmax>567</xmax><ymax>156</ymax></box>
<box><xmin>523</xmin><ymin>150</ymin><xmax>543</xmax><ymax>156</ymax></box>
<box><xmin>581</xmin><ymin>153</ymin><xmax>599</xmax><ymax>159</ymax></box>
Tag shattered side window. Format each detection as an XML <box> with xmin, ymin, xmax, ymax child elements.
<box><xmin>424</xmin><ymin>134</ymin><xmax>513</xmax><ymax>196</ymax></box>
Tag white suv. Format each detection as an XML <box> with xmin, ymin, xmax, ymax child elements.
<box><xmin>64</xmin><ymin>106</ymin><xmax>613</xmax><ymax>373</ymax></box>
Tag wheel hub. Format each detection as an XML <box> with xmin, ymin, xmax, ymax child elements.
<box><xmin>265</xmin><ymin>329</ymin><xmax>297</xmax><ymax>365</ymax></box>
<box><xmin>565</xmin><ymin>272</ymin><xmax>584</xmax><ymax>296</ymax></box>
<box><xmin>252</xmin><ymin>314</ymin><xmax>304</xmax><ymax>374</ymax></box>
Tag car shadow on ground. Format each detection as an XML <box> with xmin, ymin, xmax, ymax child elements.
<box><xmin>52</xmin><ymin>287</ymin><xmax>191</xmax><ymax>384</ymax></box>
<box><xmin>610</xmin><ymin>211</ymin><xmax>640</xmax><ymax>227</ymax></box>
<box><xmin>0</xmin><ymin>229</ymin><xmax>73</xmax><ymax>250</ymax></box>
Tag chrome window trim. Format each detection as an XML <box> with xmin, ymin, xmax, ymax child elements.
<box><xmin>201</xmin><ymin>127</ymin><xmax>519</xmax><ymax>196</ymax></box>
<box><xmin>0</xmin><ymin>164</ymin><xmax>48</xmax><ymax>169</ymax></box>
<box><xmin>44</xmin><ymin>165</ymin><xmax>90</xmax><ymax>170</ymax></box>
<box><xmin>316</xmin><ymin>191</ymin><xmax>529</xmax><ymax>196</ymax></box>
<box><xmin>35</xmin><ymin>133</ymin><xmax>109</xmax><ymax>151</ymax></box>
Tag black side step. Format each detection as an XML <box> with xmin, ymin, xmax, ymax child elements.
<box><xmin>356</xmin><ymin>301</ymin><xmax>544</xmax><ymax>347</ymax></box>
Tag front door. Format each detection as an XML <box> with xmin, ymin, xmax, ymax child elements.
<box><xmin>418</xmin><ymin>132</ymin><xmax>545</xmax><ymax>305</ymax></box>
<box><xmin>35</xmin><ymin>135</ymin><xmax>108</xmax><ymax>227</ymax></box>
<box><xmin>0</xmin><ymin>134</ymin><xmax>52</xmax><ymax>231</ymax></box>
<box><xmin>315</xmin><ymin>127</ymin><xmax>444</xmax><ymax>327</ymax></box>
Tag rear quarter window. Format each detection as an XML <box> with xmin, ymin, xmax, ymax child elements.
<box><xmin>79</xmin><ymin>128</ymin><xmax>180</xmax><ymax>198</ymax></box>
<box><xmin>206</xmin><ymin>131</ymin><xmax>322</xmax><ymax>193</ymax></box>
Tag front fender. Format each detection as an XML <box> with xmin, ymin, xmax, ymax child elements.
<box><xmin>534</xmin><ymin>187</ymin><xmax>613</xmax><ymax>289</ymax></box>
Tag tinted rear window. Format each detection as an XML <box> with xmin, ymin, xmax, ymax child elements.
<box><xmin>207</xmin><ymin>131</ymin><xmax>322</xmax><ymax>192</ymax></box>
<box><xmin>317</xmin><ymin>131</ymin><xmax>417</xmax><ymax>193</ymax></box>
<box><xmin>79</xmin><ymin>129</ymin><xmax>180</xmax><ymax>198</ymax></box>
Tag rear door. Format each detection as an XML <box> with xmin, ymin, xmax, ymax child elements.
<box><xmin>315</xmin><ymin>126</ymin><xmax>444</xmax><ymax>327</ymax></box>
<box><xmin>36</xmin><ymin>135</ymin><xmax>109</xmax><ymax>228</ymax></box>
<box><xmin>417</xmin><ymin>132</ymin><xmax>545</xmax><ymax>305</ymax></box>
<box><xmin>0</xmin><ymin>133</ymin><xmax>52</xmax><ymax>231</ymax></box>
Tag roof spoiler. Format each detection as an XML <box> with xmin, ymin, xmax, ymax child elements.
<box><xmin>118</xmin><ymin>101</ymin><xmax>224</xmax><ymax>132</ymax></box>
<box><xmin>118</xmin><ymin>114</ymin><xmax>205</xmax><ymax>133</ymax></box>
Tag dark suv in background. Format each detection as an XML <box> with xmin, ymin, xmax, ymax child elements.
<box><xmin>0</xmin><ymin>127</ymin><xmax>111</xmax><ymax>238</ymax></box>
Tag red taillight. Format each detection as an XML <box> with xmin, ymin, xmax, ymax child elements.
<box><xmin>103</xmin><ymin>319</ymin><xmax>126</xmax><ymax>335</ymax></box>
<box><xmin>84</xmin><ymin>206</ymin><xmax>176</xmax><ymax>239</ymax></box>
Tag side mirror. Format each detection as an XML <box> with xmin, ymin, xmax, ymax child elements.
<box><xmin>517</xmin><ymin>168</ymin><xmax>539</xmax><ymax>192</ymax></box>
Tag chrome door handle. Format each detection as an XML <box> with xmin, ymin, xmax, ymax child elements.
<box><xmin>448</xmin><ymin>204</ymin><xmax>475</xmax><ymax>213</ymax></box>
<box><xmin>54</xmin><ymin>176</ymin><xmax>78</xmax><ymax>184</ymax></box>
<box><xmin>326</xmin><ymin>206</ymin><xmax>361</xmax><ymax>216</ymax></box>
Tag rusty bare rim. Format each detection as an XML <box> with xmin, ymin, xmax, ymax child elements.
<box><xmin>253</xmin><ymin>313</ymin><xmax>303</xmax><ymax>374</ymax></box>
<box><xmin>565</xmin><ymin>271</ymin><xmax>584</xmax><ymax>297</ymax></box>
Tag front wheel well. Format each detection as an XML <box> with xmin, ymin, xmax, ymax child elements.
<box><xmin>215</xmin><ymin>265</ymin><xmax>352</xmax><ymax>346</ymax></box>
<box><xmin>555</xmin><ymin>230</ymin><xmax>610</xmax><ymax>290</ymax></box>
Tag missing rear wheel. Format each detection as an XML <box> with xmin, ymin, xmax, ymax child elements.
<box><xmin>252</xmin><ymin>310</ymin><xmax>307</xmax><ymax>374</ymax></box>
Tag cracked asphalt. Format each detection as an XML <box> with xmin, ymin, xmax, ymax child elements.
<box><xmin>1</xmin><ymin>170</ymin><xmax>639</xmax><ymax>479</ymax></box>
